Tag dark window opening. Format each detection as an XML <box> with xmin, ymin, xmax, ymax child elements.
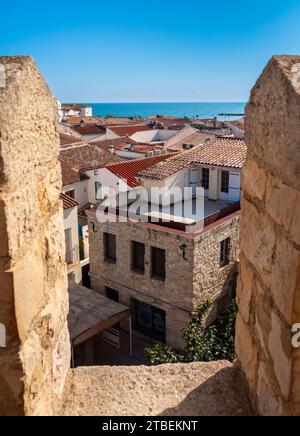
<box><xmin>133</xmin><ymin>299</ymin><xmax>166</xmax><ymax>342</ymax></box>
<box><xmin>220</xmin><ymin>237</ymin><xmax>230</xmax><ymax>267</ymax></box>
<box><xmin>132</xmin><ymin>241</ymin><xmax>145</xmax><ymax>274</ymax></box>
<box><xmin>221</xmin><ymin>171</ymin><xmax>229</xmax><ymax>193</ymax></box>
<box><xmin>202</xmin><ymin>168</ymin><xmax>210</xmax><ymax>190</ymax></box>
<box><xmin>95</xmin><ymin>181</ymin><xmax>103</xmax><ymax>202</ymax></box>
<box><xmin>106</xmin><ymin>287</ymin><xmax>119</xmax><ymax>302</ymax></box>
<box><xmin>65</xmin><ymin>189</ymin><xmax>75</xmax><ymax>199</ymax></box>
<box><xmin>104</xmin><ymin>232</ymin><xmax>116</xmax><ymax>263</ymax></box>
<box><xmin>151</xmin><ymin>247</ymin><xmax>166</xmax><ymax>280</ymax></box>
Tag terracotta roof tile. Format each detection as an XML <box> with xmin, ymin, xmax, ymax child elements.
<box><xmin>60</xmin><ymin>159</ymin><xmax>89</xmax><ymax>187</ymax></box>
<box><xmin>73</xmin><ymin>124</ymin><xmax>106</xmax><ymax>135</ymax></box>
<box><xmin>60</xmin><ymin>143</ymin><xmax>122</xmax><ymax>173</ymax></box>
<box><xmin>107</xmin><ymin>124</ymin><xmax>152</xmax><ymax>137</ymax></box>
<box><xmin>106</xmin><ymin>153</ymin><xmax>176</xmax><ymax>188</ymax></box>
<box><xmin>139</xmin><ymin>137</ymin><xmax>247</xmax><ymax>180</ymax></box>
<box><xmin>60</xmin><ymin>193</ymin><xmax>78</xmax><ymax>210</ymax></box>
<box><xmin>60</xmin><ymin>133</ymin><xmax>83</xmax><ymax>146</ymax></box>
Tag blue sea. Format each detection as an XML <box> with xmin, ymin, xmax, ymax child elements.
<box><xmin>84</xmin><ymin>102</ymin><xmax>246</xmax><ymax>120</ymax></box>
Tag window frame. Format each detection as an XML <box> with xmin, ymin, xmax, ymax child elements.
<box><xmin>95</xmin><ymin>181</ymin><xmax>103</xmax><ymax>202</ymax></box>
<box><xmin>104</xmin><ymin>232</ymin><xmax>116</xmax><ymax>264</ymax></box>
<box><xmin>219</xmin><ymin>237</ymin><xmax>230</xmax><ymax>267</ymax></box>
<box><xmin>221</xmin><ymin>170</ymin><xmax>229</xmax><ymax>194</ymax></box>
<box><xmin>133</xmin><ymin>299</ymin><xmax>166</xmax><ymax>342</ymax></box>
<box><xmin>151</xmin><ymin>246</ymin><xmax>166</xmax><ymax>281</ymax></box>
<box><xmin>202</xmin><ymin>168</ymin><xmax>210</xmax><ymax>190</ymax></box>
<box><xmin>131</xmin><ymin>241</ymin><xmax>145</xmax><ymax>274</ymax></box>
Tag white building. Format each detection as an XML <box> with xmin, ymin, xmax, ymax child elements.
<box><xmin>61</xmin><ymin>193</ymin><xmax>82</xmax><ymax>285</ymax></box>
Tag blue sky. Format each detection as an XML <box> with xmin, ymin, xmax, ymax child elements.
<box><xmin>1</xmin><ymin>0</ymin><xmax>300</xmax><ymax>102</ymax></box>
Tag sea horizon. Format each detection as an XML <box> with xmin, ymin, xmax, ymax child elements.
<box><xmin>80</xmin><ymin>102</ymin><xmax>246</xmax><ymax>120</ymax></box>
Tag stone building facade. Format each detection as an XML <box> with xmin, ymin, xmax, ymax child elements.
<box><xmin>88</xmin><ymin>210</ymin><xmax>240</xmax><ymax>350</ymax></box>
<box><xmin>236</xmin><ymin>56</ymin><xmax>300</xmax><ymax>416</ymax></box>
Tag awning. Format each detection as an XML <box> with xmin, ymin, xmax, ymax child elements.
<box><xmin>68</xmin><ymin>285</ymin><xmax>131</xmax><ymax>347</ymax></box>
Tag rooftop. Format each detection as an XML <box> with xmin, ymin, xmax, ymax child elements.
<box><xmin>60</xmin><ymin>192</ymin><xmax>78</xmax><ymax>210</ymax></box>
<box><xmin>107</xmin><ymin>124</ymin><xmax>152</xmax><ymax>137</ymax></box>
<box><xmin>73</xmin><ymin>124</ymin><xmax>106</xmax><ymax>135</ymax></box>
<box><xmin>164</xmin><ymin>126</ymin><xmax>216</xmax><ymax>150</ymax></box>
<box><xmin>139</xmin><ymin>137</ymin><xmax>247</xmax><ymax>180</ymax></box>
<box><xmin>60</xmin><ymin>159</ymin><xmax>89</xmax><ymax>187</ymax></box>
<box><xmin>59</xmin><ymin>133</ymin><xmax>84</xmax><ymax>146</ymax></box>
<box><xmin>106</xmin><ymin>153</ymin><xmax>176</xmax><ymax>187</ymax></box>
<box><xmin>59</xmin><ymin>143</ymin><xmax>122</xmax><ymax>172</ymax></box>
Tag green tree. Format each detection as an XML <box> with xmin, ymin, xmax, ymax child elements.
<box><xmin>145</xmin><ymin>299</ymin><xmax>238</xmax><ymax>365</ymax></box>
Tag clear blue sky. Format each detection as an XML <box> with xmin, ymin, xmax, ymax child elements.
<box><xmin>1</xmin><ymin>0</ymin><xmax>300</xmax><ymax>102</ymax></box>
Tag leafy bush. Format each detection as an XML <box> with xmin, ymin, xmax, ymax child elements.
<box><xmin>145</xmin><ymin>299</ymin><xmax>238</xmax><ymax>365</ymax></box>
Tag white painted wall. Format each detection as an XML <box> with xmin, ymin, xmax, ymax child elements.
<box><xmin>63</xmin><ymin>205</ymin><xmax>82</xmax><ymax>284</ymax></box>
<box><xmin>105</xmin><ymin>128</ymin><xmax>120</xmax><ymax>139</ymax></box>
<box><xmin>85</xmin><ymin>168</ymin><xmax>121</xmax><ymax>204</ymax></box>
<box><xmin>81</xmin><ymin>106</ymin><xmax>92</xmax><ymax>117</ymax></box>
<box><xmin>62</xmin><ymin>180</ymin><xmax>89</xmax><ymax>209</ymax></box>
<box><xmin>131</xmin><ymin>129</ymin><xmax>177</xmax><ymax>143</ymax></box>
<box><xmin>140</xmin><ymin>165</ymin><xmax>242</xmax><ymax>205</ymax></box>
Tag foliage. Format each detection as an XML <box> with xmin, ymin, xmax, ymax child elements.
<box><xmin>144</xmin><ymin>344</ymin><xmax>182</xmax><ymax>365</ymax></box>
<box><xmin>145</xmin><ymin>298</ymin><xmax>238</xmax><ymax>365</ymax></box>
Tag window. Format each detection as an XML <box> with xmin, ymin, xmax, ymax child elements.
<box><xmin>65</xmin><ymin>189</ymin><xmax>75</xmax><ymax>199</ymax></box>
<box><xmin>133</xmin><ymin>299</ymin><xmax>166</xmax><ymax>342</ymax></box>
<box><xmin>106</xmin><ymin>287</ymin><xmax>119</xmax><ymax>302</ymax></box>
<box><xmin>202</xmin><ymin>168</ymin><xmax>210</xmax><ymax>190</ymax></box>
<box><xmin>104</xmin><ymin>233</ymin><xmax>116</xmax><ymax>263</ymax></box>
<box><xmin>220</xmin><ymin>237</ymin><xmax>230</xmax><ymax>267</ymax></box>
<box><xmin>221</xmin><ymin>171</ymin><xmax>229</xmax><ymax>193</ymax></box>
<box><xmin>132</xmin><ymin>241</ymin><xmax>145</xmax><ymax>273</ymax></box>
<box><xmin>151</xmin><ymin>247</ymin><xmax>166</xmax><ymax>280</ymax></box>
<box><xmin>95</xmin><ymin>181</ymin><xmax>102</xmax><ymax>202</ymax></box>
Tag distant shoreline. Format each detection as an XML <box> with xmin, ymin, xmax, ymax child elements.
<box><xmin>79</xmin><ymin>102</ymin><xmax>246</xmax><ymax>120</ymax></box>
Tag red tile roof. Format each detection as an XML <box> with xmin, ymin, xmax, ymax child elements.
<box><xmin>106</xmin><ymin>153</ymin><xmax>176</xmax><ymax>188</ymax></box>
<box><xmin>60</xmin><ymin>143</ymin><xmax>122</xmax><ymax>173</ymax></box>
<box><xmin>60</xmin><ymin>193</ymin><xmax>78</xmax><ymax>210</ymax></box>
<box><xmin>60</xmin><ymin>159</ymin><xmax>89</xmax><ymax>187</ymax></box>
<box><xmin>107</xmin><ymin>124</ymin><xmax>152</xmax><ymax>137</ymax></box>
<box><xmin>139</xmin><ymin>138</ymin><xmax>247</xmax><ymax>180</ymax></box>
<box><xmin>73</xmin><ymin>124</ymin><xmax>106</xmax><ymax>135</ymax></box>
<box><xmin>60</xmin><ymin>133</ymin><xmax>83</xmax><ymax>146</ymax></box>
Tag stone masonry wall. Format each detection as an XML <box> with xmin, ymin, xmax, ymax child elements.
<box><xmin>193</xmin><ymin>214</ymin><xmax>240</xmax><ymax>317</ymax></box>
<box><xmin>236</xmin><ymin>56</ymin><xmax>300</xmax><ymax>416</ymax></box>
<box><xmin>0</xmin><ymin>57</ymin><xmax>70</xmax><ymax>415</ymax></box>
<box><xmin>88</xmin><ymin>212</ymin><xmax>240</xmax><ymax>351</ymax></box>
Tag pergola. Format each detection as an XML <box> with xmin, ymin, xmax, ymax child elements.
<box><xmin>68</xmin><ymin>285</ymin><xmax>132</xmax><ymax>366</ymax></box>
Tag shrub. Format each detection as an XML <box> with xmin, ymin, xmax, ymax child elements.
<box><xmin>145</xmin><ymin>299</ymin><xmax>238</xmax><ymax>365</ymax></box>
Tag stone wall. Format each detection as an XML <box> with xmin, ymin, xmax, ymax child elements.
<box><xmin>88</xmin><ymin>211</ymin><xmax>240</xmax><ymax>350</ymax></box>
<box><xmin>0</xmin><ymin>57</ymin><xmax>70</xmax><ymax>415</ymax></box>
<box><xmin>236</xmin><ymin>56</ymin><xmax>300</xmax><ymax>416</ymax></box>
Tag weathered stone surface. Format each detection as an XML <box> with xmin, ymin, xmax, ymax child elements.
<box><xmin>235</xmin><ymin>314</ymin><xmax>258</xmax><ymax>393</ymax></box>
<box><xmin>240</xmin><ymin>197</ymin><xmax>276</xmax><ymax>288</ymax></box>
<box><xmin>266</xmin><ymin>175</ymin><xmax>300</xmax><ymax>245</ymax></box>
<box><xmin>242</xmin><ymin>159</ymin><xmax>267</xmax><ymax>202</ymax></box>
<box><xmin>0</xmin><ymin>56</ymin><xmax>70</xmax><ymax>416</ymax></box>
<box><xmin>237</xmin><ymin>56</ymin><xmax>300</xmax><ymax>416</ymax></box>
<box><xmin>60</xmin><ymin>361</ymin><xmax>253</xmax><ymax>416</ymax></box>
